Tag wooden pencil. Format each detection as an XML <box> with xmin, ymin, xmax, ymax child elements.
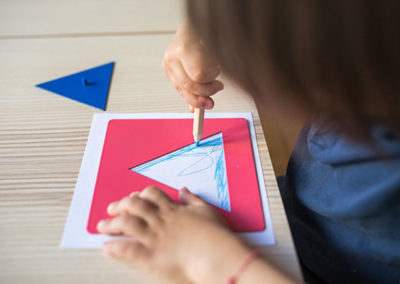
<box><xmin>193</xmin><ymin>108</ymin><xmax>204</xmax><ymax>145</ymax></box>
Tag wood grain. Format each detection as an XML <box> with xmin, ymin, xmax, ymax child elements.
<box><xmin>0</xmin><ymin>33</ymin><xmax>302</xmax><ymax>283</ymax></box>
<box><xmin>0</xmin><ymin>0</ymin><xmax>183</xmax><ymax>38</ymax></box>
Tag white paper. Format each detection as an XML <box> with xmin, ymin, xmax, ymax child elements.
<box><xmin>61</xmin><ymin>113</ymin><xmax>275</xmax><ymax>248</ymax></box>
<box><xmin>132</xmin><ymin>132</ymin><xmax>231</xmax><ymax>211</ymax></box>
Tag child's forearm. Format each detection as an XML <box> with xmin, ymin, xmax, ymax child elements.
<box><xmin>188</xmin><ymin>228</ymin><xmax>296</xmax><ymax>284</ymax></box>
<box><xmin>99</xmin><ymin>186</ymin><xmax>296</xmax><ymax>284</ymax></box>
<box><xmin>237</xmin><ymin>257</ymin><xmax>296</xmax><ymax>284</ymax></box>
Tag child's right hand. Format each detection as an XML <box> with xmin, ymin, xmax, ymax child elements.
<box><xmin>162</xmin><ymin>20</ymin><xmax>224</xmax><ymax>111</ymax></box>
<box><xmin>97</xmin><ymin>186</ymin><xmax>252</xmax><ymax>284</ymax></box>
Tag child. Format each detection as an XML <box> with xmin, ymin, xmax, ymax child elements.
<box><xmin>97</xmin><ymin>1</ymin><xmax>400</xmax><ymax>283</ymax></box>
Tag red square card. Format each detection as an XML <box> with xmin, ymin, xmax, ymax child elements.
<box><xmin>87</xmin><ymin>118</ymin><xmax>265</xmax><ymax>233</ymax></box>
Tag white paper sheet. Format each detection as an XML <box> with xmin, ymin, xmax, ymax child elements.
<box><xmin>61</xmin><ymin>113</ymin><xmax>275</xmax><ymax>248</ymax></box>
<box><xmin>131</xmin><ymin>132</ymin><xmax>231</xmax><ymax>211</ymax></box>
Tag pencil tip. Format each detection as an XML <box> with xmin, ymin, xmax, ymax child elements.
<box><xmin>195</xmin><ymin>141</ymin><xmax>199</xmax><ymax>147</ymax></box>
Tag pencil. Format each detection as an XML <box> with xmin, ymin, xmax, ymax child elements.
<box><xmin>193</xmin><ymin>108</ymin><xmax>204</xmax><ymax>146</ymax></box>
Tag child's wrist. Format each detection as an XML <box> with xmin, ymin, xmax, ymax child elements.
<box><xmin>187</xmin><ymin>227</ymin><xmax>252</xmax><ymax>284</ymax></box>
<box><xmin>227</xmin><ymin>249</ymin><xmax>261</xmax><ymax>284</ymax></box>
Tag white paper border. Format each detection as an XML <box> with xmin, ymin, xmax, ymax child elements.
<box><xmin>61</xmin><ymin>113</ymin><xmax>275</xmax><ymax>248</ymax></box>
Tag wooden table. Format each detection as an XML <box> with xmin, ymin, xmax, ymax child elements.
<box><xmin>0</xmin><ymin>1</ymin><xmax>302</xmax><ymax>283</ymax></box>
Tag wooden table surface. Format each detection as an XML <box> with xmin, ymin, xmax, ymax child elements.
<box><xmin>0</xmin><ymin>1</ymin><xmax>302</xmax><ymax>283</ymax></box>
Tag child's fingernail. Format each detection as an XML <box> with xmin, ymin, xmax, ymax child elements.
<box><xmin>179</xmin><ymin>187</ymin><xmax>190</xmax><ymax>203</ymax></box>
<box><xmin>107</xmin><ymin>203</ymin><xmax>116</xmax><ymax>214</ymax></box>
<box><xmin>205</xmin><ymin>103</ymin><xmax>213</xmax><ymax>110</ymax></box>
<box><xmin>97</xmin><ymin>220</ymin><xmax>106</xmax><ymax>231</ymax></box>
<box><xmin>129</xmin><ymin>191</ymin><xmax>139</xmax><ymax>197</ymax></box>
<box><xmin>181</xmin><ymin>187</ymin><xmax>190</xmax><ymax>194</ymax></box>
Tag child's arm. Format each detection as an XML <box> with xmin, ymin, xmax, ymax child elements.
<box><xmin>162</xmin><ymin>19</ymin><xmax>224</xmax><ymax>111</ymax></box>
<box><xmin>97</xmin><ymin>186</ymin><xmax>296</xmax><ymax>284</ymax></box>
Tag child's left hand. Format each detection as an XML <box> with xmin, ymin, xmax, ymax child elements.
<box><xmin>97</xmin><ymin>186</ymin><xmax>250</xmax><ymax>284</ymax></box>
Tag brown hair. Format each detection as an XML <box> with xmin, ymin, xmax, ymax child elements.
<box><xmin>186</xmin><ymin>0</ymin><xmax>400</xmax><ymax>140</ymax></box>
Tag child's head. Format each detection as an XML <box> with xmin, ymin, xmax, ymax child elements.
<box><xmin>186</xmin><ymin>0</ymin><xmax>400</xmax><ymax>140</ymax></box>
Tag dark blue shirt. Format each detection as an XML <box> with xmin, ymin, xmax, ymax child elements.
<box><xmin>284</xmin><ymin>117</ymin><xmax>400</xmax><ymax>283</ymax></box>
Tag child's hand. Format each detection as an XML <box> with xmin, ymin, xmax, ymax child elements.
<box><xmin>162</xmin><ymin>20</ymin><xmax>224</xmax><ymax>111</ymax></box>
<box><xmin>97</xmin><ymin>186</ymin><xmax>251</xmax><ymax>284</ymax></box>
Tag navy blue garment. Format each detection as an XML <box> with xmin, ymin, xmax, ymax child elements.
<box><xmin>283</xmin><ymin>116</ymin><xmax>400</xmax><ymax>284</ymax></box>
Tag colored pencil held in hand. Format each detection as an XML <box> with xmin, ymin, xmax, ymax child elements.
<box><xmin>193</xmin><ymin>108</ymin><xmax>204</xmax><ymax>146</ymax></box>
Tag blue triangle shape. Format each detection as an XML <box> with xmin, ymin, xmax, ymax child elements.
<box><xmin>36</xmin><ymin>62</ymin><xmax>115</xmax><ymax>110</ymax></box>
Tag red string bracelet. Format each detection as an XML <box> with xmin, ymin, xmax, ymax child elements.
<box><xmin>227</xmin><ymin>249</ymin><xmax>261</xmax><ymax>284</ymax></box>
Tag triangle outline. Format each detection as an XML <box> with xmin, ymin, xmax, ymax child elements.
<box><xmin>129</xmin><ymin>132</ymin><xmax>221</xmax><ymax>171</ymax></box>
<box><xmin>130</xmin><ymin>132</ymin><xmax>231</xmax><ymax>211</ymax></box>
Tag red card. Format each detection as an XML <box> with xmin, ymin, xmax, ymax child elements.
<box><xmin>87</xmin><ymin>118</ymin><xmax>265</xmax><ymax>233</ymax></box>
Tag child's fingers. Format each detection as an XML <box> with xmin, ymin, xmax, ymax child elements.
<box><xmin>182</xmin><ymin>79</ymin><xmax>222</xmax><ymax>97</ymax></box>
<box><xmin>167</xmin><ymin>59</ymin><xmax>223</xmax><ymax>97</ymax></box>
<box><xmin>176</xmin><ymin>85</ymin><xmax>214</xmax><ymax>110</ymax></box>
<box><xmin>179</xmin><ymin>187</ymin><xmax>207</xmax><ymax>206</ymax></box>
<box><xmin>104</xmin><ymin>240</ymin><xmax>151</xmax><ymax>264</ymax></box>
<box><xmin>139</xmin><ymin>186</ymin><xmax>174</xmax><ymax>210</ymax></box>
<box><xmin>175</xmin><ymin>64</ymin><xmax>223</xmax><ymax>97</ymax></box>
<box><xmin>180</xmin><ymin>43</ymin><xmax>221</xmax><ymax>83</ymax></box>
<box><xmin>108</xmin><ymin>194</ymin><xmax>158</xmax><ymax>215</ymax></box>
<box><xmin>107</xmin><ymin>194</ymin><xmax>161</xmax><ymax>226</ymax></box>
<box><xmin>97</xmin><ymin>215</ymin><xmax>151</xmax><ymax>244</ymax></box>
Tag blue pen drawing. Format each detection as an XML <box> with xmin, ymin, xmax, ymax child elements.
<box><xmin>130</xmin><ymin>133</ymin><xmax>231</xmax><ymax>211</ymax></box>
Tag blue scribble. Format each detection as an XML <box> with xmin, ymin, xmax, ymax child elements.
<box><xmin>131</xmin><ymin>135</ymin><xmax>230</xmax><ymax>211</ymax></box>
<box><xmin>179</xmin><ymin>155</ymin><xmax>213</xmax><ymax>176</ymax></box>
<box><xmin>215</xmin><ymin>148</ymin><xmax>229</xmax><ymax>210</ymax></box>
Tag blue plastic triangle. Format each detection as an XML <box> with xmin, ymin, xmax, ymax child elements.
<box><xmin>36</xmin><ymin>62</ymin><xmax>115</xmax><ymax>110</ymax></box>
